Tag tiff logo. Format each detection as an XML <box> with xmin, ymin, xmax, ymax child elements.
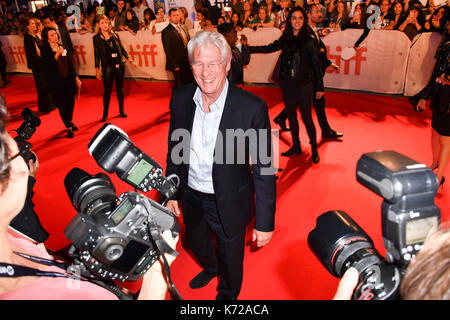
<box><xmin>128</xmin><ymin>44</ymin><xmax>158</xmax><ymax>67</ymax></box>
<box><xmin>72</xmin><ymin>45</ymin><xmax>87</xmax><ymax>65</ymax></box>
<box><xmin>326</xmin><ymin>46</ymin><xmax>367</xmax><ymax>76</ymax></box>
<box><xmin>8</xmin><ymin>45</ymin><xmax>26</xmax><ymax>65</ymax></box>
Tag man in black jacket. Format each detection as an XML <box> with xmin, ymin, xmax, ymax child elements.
<box><xmin>42</xmin><ymin>13</ymin><xmax>74</xmax><ymax>60</ymax></box>
<box><xmin>161</xmin><ymin>8</ymin><xmax>194</xmax><ymax>91</ymax></box>
<box><xmin>165</xmin><ymin>31</ymin><xmax>276</xmax><ymax>300</ymax></box>
<box><xmin>217</xmin><ymin>22</ymin><xmax>250</xmax><ymax>86</ymax></box>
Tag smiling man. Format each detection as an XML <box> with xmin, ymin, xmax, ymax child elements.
<box><xmin>165</xmin><ymin>31</ymin><xmax>276</xmax><ymax>300</ymax></box>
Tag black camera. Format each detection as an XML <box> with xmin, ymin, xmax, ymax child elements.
<box><xmin>308</xmin><ymin>151</ymin><xmax>441</xmax><ymax>300</ymax></box>
<box><xmin>13</xmin><ymin>108</ymin><xmax>41</xmax><ymax>164</ymax></box>
<box><xmin>64</xmin><ymin>168</ymin><xmax>179</xmax><ymax>282</ymax></box>
<box><xmin>63</xmin><ymin>124</ymin><xmax>181</xmax><ymax>283</ymax></box>
<box><xmin>88</xmin><ymin>123</ymin><xmax>179</xmax><ymax>200</ymax></box>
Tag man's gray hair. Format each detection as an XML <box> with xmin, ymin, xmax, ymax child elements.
<box><xmin>187</xmin><ymin>31</ymin><xmax>231</xmax><ymax>65</ymax></box>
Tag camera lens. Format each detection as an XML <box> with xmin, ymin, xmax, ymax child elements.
<box><xmin>308</xmin><ymin>210</ymin><xmax>382</xmax><ymax>278</ymax></box>
<box><xmin>64</xmin><ymin>167</ymin><xmax>117</xmax><ymax>214</ymax></box>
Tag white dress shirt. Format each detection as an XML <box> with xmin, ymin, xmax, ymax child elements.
<box><xmin>188</xmin><ymin>80</ymin><xmax>229</xmax><ymax>194</ymax></box>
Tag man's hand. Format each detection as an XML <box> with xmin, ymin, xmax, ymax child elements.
<box><xmin>416</xmin><ymin>98</ymin><xmax>427</xmax><ymax>112</ymax></box>
<box><xmin>316</xmin><ymin>91</ymin><xmax>325</xmax><ymax>100</ymax></box>
<box><xmin>165</xmin><ymin>199</ymin><xmax>180</xmax><ymax>216</ymax></box>
<box><xmin>252</xmin><ymin>229</ymin><xmax>273</xmax><ymax>247</ymax></box>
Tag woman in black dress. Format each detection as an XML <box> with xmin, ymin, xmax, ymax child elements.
<box><xmin>93</xmin><ymin>14</ymin><xmax>136</xmax><ymax>122</ymax></box>
<box><xmin>417</xmin><ymin>21</ymin><xmax>450</xmax><ymax>186</ymax></box>
<box><xmin>250</xmin><ymin>7</ymin><xmax>324</xmax><ymax>163</ymax></box>
<box><xmin>23</xmin><ymin>17</ymin><xmax>54</xmax><ymax>114</ymax></box>
<box><xmin>41</xmin><ymin>27</ymin><xmax>81</xmax><ymax>138</ymax></box>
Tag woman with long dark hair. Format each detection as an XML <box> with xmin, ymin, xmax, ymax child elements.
<box><xmin>121</xmin><ymin>9</ymin><xmax>140</xmax><ymax>35</ymax></box>
<box><xmin>23</xmin><ymin>17</ymin><xmax>54</xmax><ymax>114</ymax></box>
<box><xmin>93</xmin><ymin>14</ymin><xmax>136</xmax><ymax>122</ymax></box>
<box><xmin>249</xmin><ymin>7</ymin><xmax>324</xmax><ymax>163</ymax></box>
<box><xmin>417</xmin><ymin>21</ymin><xmax>450</xmax><ymax>187</ymax></box>
<box><xmin>41</xmin><ymin>27</ymin><xmax>81</xmax><ymax>138</ymax></box>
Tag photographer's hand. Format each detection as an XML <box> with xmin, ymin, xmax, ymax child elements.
<box><xmin>333</xmin><ymin>267</ymin><xmax>359</xmax><ymax>300</ymax></box>
<box><xmin>138</xmin><ymin>230</ymin><xmax>179</xmax><ymax>300</ymax></box>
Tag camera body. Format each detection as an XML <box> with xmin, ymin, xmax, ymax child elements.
<box><xmin>64</xmin><ymin>124</ymin><xmax>180</xmax><ymax>282</ymax></box>
<box><xmin>65</xmin><ymin>173</ymin><xmax>179</xmax><ymax>281</ymax></box>
<box><xmin>308</xmin><ymin>151</ymin><xmax>441</xmax><ymax>300</ymax></box>
<box><xmin>13</xmin><ymin>108</ymin><xmax>41</xmax><ymax>164</ymax></box>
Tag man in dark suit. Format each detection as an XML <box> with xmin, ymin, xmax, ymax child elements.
<box><xmin>161</xmin><ymin>8</ymin><xmax>194</xmax><ymax>90</ymax></box>
<box><xmin>165</xmin><ymin>31</ymin><xmax>276</xmax><ymax>300</ymax></box>
<box><xmin>42</xmin><ymin>13</ymin><xmax>74</xmax><ymax>60</ymax></box>
<box><xmin>273</xmin><ymin>4</ymin><xmax>343</xmax><ymax>140</ymax></box>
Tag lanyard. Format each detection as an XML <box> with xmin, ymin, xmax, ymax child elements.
<box><xmin>0</xmin><ymin>252</ymin><xmax>134</xmax><ymax>300</ymax></box>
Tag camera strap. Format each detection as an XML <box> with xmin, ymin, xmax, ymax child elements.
<box><xmin>149</xmin><ymin>228</ymin><xmax>183</xmax><ymax>300</ymax></box>
<box><xmin>0</xmin><ymin>252</ymin><xmax>134</xmax><ymax>300</ymax></box>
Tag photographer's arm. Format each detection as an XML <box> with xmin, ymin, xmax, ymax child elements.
<box><xmin>137</xmin><ymin>230</ymin><xmax>179</xmax><ymax>300</ymax></box>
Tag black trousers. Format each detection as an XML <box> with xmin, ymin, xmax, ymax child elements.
<box><xmin>181</xmin><ymin>187</ymin><xmax>246</xmax><ymax>300</ymax></box>
<box><xmin>276</xmin><ymin>90</ymin><xmax>331</xmax><ymax>133</ymax></box>
<box><xmin>281</xmin><ymin>81</ymin><xmax>317</xmax><ymax>148</ymax></box>
<box><xmin>102</xmin><ymin>64</ymin><xmax>125</xmax><ymax>118</ymax></box>
<box><xmin>32</xmin><ymin>67</ymin><xmax>54</xmax><ymax>113</ymax></box>
<box><xmin>54</xmin><ymin>80</ymin><xmax>75</xmax><ymax>128</ymax></box>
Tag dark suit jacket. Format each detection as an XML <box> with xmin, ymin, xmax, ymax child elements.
<box><xmin>161</xmin><ymin>23</ymin><xmax>190</xmax><ymax>72</ymax></box>
<box><xmin>166</xmin><ymin>83</ymin><xmax>276</xmax><ymax>237</ymax></box>
<box><xmin>24</xmin><ymin>33</ymin><xmax>42</xmax><ymax>70</ymax></box>
<box><xmin>308</xmin><ymin>26</ymin><xmax>332</xmax><ymax>77</ymax></box>
<box><xmin>57</xmin><ymin>23</ymin><xmax>74</xmax><ymax>60</ymax></box>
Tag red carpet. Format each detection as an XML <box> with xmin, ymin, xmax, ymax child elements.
<box><xmin>2</xmin><ymin>75</ymin><xmax>448</xmax><ymax>300</ymax></box>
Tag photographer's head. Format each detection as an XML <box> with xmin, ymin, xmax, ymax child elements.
<box><xmin>400</xmin><ymin>226</ymin><xmax>450</xmax><ymax>300</ymax></box>
<box><xmin>0</xmin><ymin>95</ymin><xmax>29</xmax><ymax>223</ymax></box>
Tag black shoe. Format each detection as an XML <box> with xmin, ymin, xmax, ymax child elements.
<box><xmin>440</xmin><ymin>176</ymin><xmax>445</xmax><ymax>187</ymax></box>
<box><xmin>311</xmin><ymin>146</ymin><xmax>320</xmax><ymax>164</ymax></box>
<box><xmin>102</xmin><ymin>116</ymin><xmax>108</xmax><ymax>122</ymax></box>
<box><xmin>66</xmin><ymin>128</ymin><xmax>74</xmax><ymax>138</ymax></box>
<box><xmin>322</xmin><ymin>129</ymin><xmax>343</xmax><ymax>139</ymax></box>
<box><xmin>69</xmin><ymin>122</ymin><xmax>78</xmax><ymax>131</ymax></box>
<box><xmin>274</xmin><ymin>117</ymin><xmax>289</xmax><ymax>131</ymax></box>
<box><xmin>120</xmin><ymin>112</ymin><xmax>128</xmax><ymax>118</ymax></box>
<box><xmin>189</xmin><ymin>270</ymin><xmax>218</xmax><ymax>289</ymax></box>
<box><xmin>281</xmin><ymin>145</ymin><xmax>302</xmax><ymax>157</ymax></box>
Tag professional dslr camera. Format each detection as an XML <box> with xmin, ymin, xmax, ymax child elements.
<box><xmin>13</xmin><ymin>107</ymin><xmax>41</xmax><ymax>164</ymax></box>
<box><xmin>308</xmin><ymin>151</ymin><xmax>441</xmax><ymax>300</ymax></box>
<box><xmin>64</xmin><ymin>124</ymin><xmax>180</xmax><ymax>286</ymax></box>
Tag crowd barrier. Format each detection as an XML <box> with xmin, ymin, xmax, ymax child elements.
<box><xmin>0</xmin><ymin>28</ymin><xmax>442</xmax><ymax>96</ymax></box>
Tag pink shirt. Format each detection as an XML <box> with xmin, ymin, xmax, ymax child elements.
<box><xmin>0</xmin><ymin>234</ymin><xmax>118</xmax><ymax>300</ymax></box>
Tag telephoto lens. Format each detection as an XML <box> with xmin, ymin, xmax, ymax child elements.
<box><xmin>308</xmin><ymin>210</ymin><xmax>382</xmax><ymax>278</ymax></box>
<box><xmin>64</xmin><ymin>167</ymin><xmax>117</xmax><ymax>214</ymax></box>
<box><xmin>308</xmin><ymin>210</ymin><xmax>401</xmax><ymax>300</ymax></box>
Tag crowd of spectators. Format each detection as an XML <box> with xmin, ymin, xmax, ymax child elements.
<box><xmin>0</xmin><ymin>0</ymin><xmax>448</xmax><ymax>39</ymax></box>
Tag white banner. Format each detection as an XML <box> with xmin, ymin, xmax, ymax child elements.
<box><xmin>403</xmin><ymin>32</ymin><xmax>442</xmax><ymax>97</ymax></box>
<box><xmin>0</xmin><ymin>29</ymin><xmax>442</xmax><ymax>96</ymax></box>
<box><xmin>321</xmin><ymin>29</ymin><xmax>411</xmax><ymax>94</ymax></box>
<box><xmin>241</xmin><ymin>27</ymin><xmax>282</xmax><ymax>84</ymax></box>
